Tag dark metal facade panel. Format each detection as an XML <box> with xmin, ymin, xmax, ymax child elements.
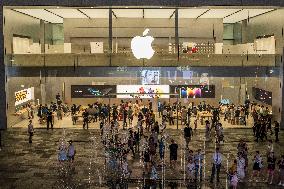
<box><xmin>2</xmin><ymin>0</ymin><xmax>284</xmax><ymax>7</ymax></box>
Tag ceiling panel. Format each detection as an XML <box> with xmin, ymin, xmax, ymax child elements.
<box><xmin>200</xmin><ymin>9</ymin><xmax>241</xmax><ymax>18</ymax></box>
<box><xmin>179</xmin><ymin>9</ymin><xmax>209</xmax><ymax>18</ymax></box>
<box><xmin>79</xmin><ymin>9</ymin><xmax>109</xmax><ymax>18</ymax></box>
<box><xmin>224</xmin><ymin>9</ymin><xmax>274</xmax><ymax>23</ymax></box>
<box><xmin>113</xmin><ymin>9</ymin><xmax>143</xmax><ymax>18</ymax></box>
<box><xmin>144</xmin><ymin>9</ymin><xmax>175</xmax><ymax>18</ymax></box>
<box><xmin>14</xmin><ymin>9</ymin><xmax>63</xmax><ymax>23</ymax></box>
<box><xmin>47</xmin><ymin>9</ymin><xmax>87</xmax><ymax>18</ymax></box>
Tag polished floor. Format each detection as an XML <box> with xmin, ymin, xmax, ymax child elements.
<box><xmin>0</xmin><ymin>117</ymin><xmax>283</xmax><ymax>189</ymax></box>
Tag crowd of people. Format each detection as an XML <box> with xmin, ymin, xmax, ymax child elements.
<box><xmin>23</xmin><ymin>95</ymin><xmax>284</xmax><ymax>188</ymax></box>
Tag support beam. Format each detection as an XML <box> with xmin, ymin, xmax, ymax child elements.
<box><xmin>44</xmin><ymin>9</ymin><xmax>64</xmax><ymax>19</ymax></box>
<box><xmin>112</xmin><ymin>10</ymin><xmax>117</xmax><ymax>19</ymax></box>
<box><xmin>109</xmin><ymin>8</ymin><xmax>113</xmax><ymax>66</ymax></box>
<box><xmin>77</xmin><ymin>9</ymin><xmax>91</xmax><ymax>19</ymax></box>
<box><xmin>175</xmin><ymin>8</ymin><xmax>179</xmax><ymax>61</ymax></box>
<box><xmin>0</xmin><ymin>6</ymin><xmax>7</xmax><ymax>130</ymax></box>
<box><xmin>196</xmin><ymin>9</ymin><xmax>210</xmax><ymax>19</ymax></box>
<box><xmin>170</xmin><ymin>10</ymin><xmax>175</xmax><ymax>19</ymax></box>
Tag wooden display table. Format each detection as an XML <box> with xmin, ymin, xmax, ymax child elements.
<box><xmin>197</xmin><ymin>111</ymin><xmax>213</xmax><ymax>125</ymax></box>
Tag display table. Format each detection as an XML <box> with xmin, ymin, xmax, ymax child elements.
<box><xmin>197</xmin><ymin>111</ymin><xmax>213</xmax><ymax>125</ymax></box>
<box><xmin>13</xmin><ymin>108</ymin><xmax>29</xmax><ymax>119</ymax></box>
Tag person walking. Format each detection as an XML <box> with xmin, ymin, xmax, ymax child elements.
<box><xmin>159</xmin><ymin>137</ymin><xmax>165</xmax><ymax>162</ymax></box>
<box><xmin>184</xmin><ymin>123</ymin><xmax>193</xmax><ymax>148</ymax></box>
<box><xmin>169</xmin><ymin>139</ymin><xmax>178</xmax><ymax>169</ymax></box>
<box><xmin>194</xmin><ymin>149</ymin><xmax>204</xmax><ymax>181</ymax></box>
<box><xmin>266</xmin><ymin>152</ymin><xmax>276</xmax><ymax>184</ymax></box>
<box><xmin>46</xmin><ymin>109</ymin><xmax>53</xmax><ymax>130</ymax></box>
<box><xmin>67</xmin><ymin>140</ymin><xmax>76</xmax><ymax>164</ymax></box>
<box><xmin>28</xmin><ymin>120</ymin><xmax>34</xmax><ymax>143</ymax></box>
<box><xmin>82</xmin><ymin>109</ymin><xmax>89</xmax><ymax>129</ymax></box>
<box><xmin>210</xmin><ymin>147</ymin><xmax>222</xmax><ymax>183</ymax></box>
<box><xmin>278</xmin><ymin>155</ymin><xmax>284</xmax><ymax>186</ymax></box>
<box><xmin>274</xmin><ymin>121</ymin><xmax>280</xmax><ymax>142</ymax></box>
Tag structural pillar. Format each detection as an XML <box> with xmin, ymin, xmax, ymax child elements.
<box><xmin>0</xmin><ymin>6</ymin><xmax>7</xmax><ymax>129</ymax></box>
<box><xmin>175</xmin><ymin>8</ymin><xmax>179</xmax><ymax>62</ymax></box>
<box><xmin>281</xmin><ymin>50</ymin><xmax>284</xmax><ymax>129</ymax></box>
<box><xmin>109</xmin><ymin>8</ymin><xmax>113</xmax><ymax>66</ymax></box>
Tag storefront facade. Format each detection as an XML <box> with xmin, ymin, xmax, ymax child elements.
<box><xmin>1</xmin><ymin>0</ymin><xmax>284</xmax><ymax>129</ymax></box>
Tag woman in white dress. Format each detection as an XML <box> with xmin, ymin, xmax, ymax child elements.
<box><xmin>237</xmin><ymin>153</ymin><xmax>246</xmax><ymax>182</ymax></box>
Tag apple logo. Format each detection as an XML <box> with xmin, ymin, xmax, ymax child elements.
<box><xmin>131</xmin><ymin>28</ymin><xmax>155</xmax><ymax>59</ymax></box>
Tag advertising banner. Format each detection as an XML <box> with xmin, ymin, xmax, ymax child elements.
<box><xmin>15</xmin><ymin>87</ymin><xmax>34</xmax><ymax>106</ymax></box>
<box><xmin>117</xmin><ymin>85</ymin><xmax>169</xmax><ymax>98</ymax></box>
<box><xmin>170</xmin><ymin>85</ymin><xmax>215</xmax><ymax>98</ymax></box>
<box><xmin>71</xmin><ymin>85</ymin><xmax>116</xmax><ymax>98</ymax></box>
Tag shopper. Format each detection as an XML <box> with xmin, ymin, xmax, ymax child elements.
<box><xmin>159</xmin><ymin>137</ymin><xmax>165</xmax><ymax>161</ymax></box>
<box><xmin>67</xmin><ymin>140</ymin><xmax>76</xmax><ymax>163</ymax></box>
<box><xmin>210</xmin><ymin>147</ymin><xmax>222</xmax><ymax>183</ymax></box>
<box><xmin>278</xmin><ymin>155</ymin><xmax>284</xmax><ymax>186</ymax></box>
<box><xmin>46</xmin><ymin>109</ymin><xmax>53</xmax><ymax>130</ymax></box>
<box><xmin>184</xmin><ymin>123</ymin><xmax>193</xmax><ymax>148</ymax></box>
<box><xmin>237</xmin><ymin>153</ymin><xmax>246</xmax><ymax>182</ymax></box>
<box><xmin>82</xmin><ymin>109</ymin><xmax>89</xmax><ymax>129</ymax></box>
<box><xmin>194</xmin><ymin>149</ymin><xmax>204</xmax><ymax>181</ymax></box>
<box><xmin>250</xmin><ymin>151</ymin><xmax>263</xmax><ymax>182</ymax></box>
<box><xmin>230</xmin><ymin>171</ymin><xmax>239</xmax><ymax>189</ymax></box>
<box><xmin>274</xmin><ymin>121</ymin><xmax>280</xmax><ymax>142</ymax></box>
<box><xmin>266</xmin><ymin>152</ymin><xmax>276</xmax><ymax>184</ymax></box>
<box><xmin>186</xmin><ymin>158</ymin><xmax>195</xmax><ymax>182</ymax></box>
<box><xmin>169</xmin><ymin>139</ymin><xmax>178</xmax><ymax>169</ymax></box>
<box><xmin>27</xmin><ymin>120</ymin><xmax>34</xmax><ymax>143</ymax></box>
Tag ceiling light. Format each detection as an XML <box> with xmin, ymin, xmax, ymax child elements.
<box><xmin>125</xmin><ymin>7</ymin><xmax>128</xmax><ymax>8</ymax></box>
<box><xmin>56</xmin><ymin>6</ymin><xmax>60</xmax><ymax>9</ymax></box>
<box><xmin>160</xmin><ymin>7</ymin><xmax>163</xmax><ymax>8</ymax></box>
<box><xmin>91</xmin><ymin>7</ymin><xmax>94</xmax><ymax>8</ymax></box>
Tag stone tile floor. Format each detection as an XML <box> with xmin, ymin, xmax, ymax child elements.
<box><xmin>0</xmin><ymin>125</ymin><xmax>284</xmax><ymax>189</ymax></box>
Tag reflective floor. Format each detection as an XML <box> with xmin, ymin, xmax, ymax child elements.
<box><xmin>0</xmin><ymin>123</ymin><xmax>283</xmax><ymax>189</ymax></box>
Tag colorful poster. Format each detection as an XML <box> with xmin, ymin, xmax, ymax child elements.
<box><xmin>170</xmin><ymin>85</ymin><xmax>215</xmax><ymax>98</ymax></box>
<box><xmin>117</xmin><ymin>85</ymin><xmax>169</xmax><ymax>98</ymax></box>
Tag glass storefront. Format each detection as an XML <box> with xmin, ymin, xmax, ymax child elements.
<box><xmin>3</xmin><ymin>7</ymin><xmax>283</xmax><ymax>128</ymax></box>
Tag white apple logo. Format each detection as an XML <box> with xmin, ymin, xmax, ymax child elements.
<box><xmin>131</xmin><ymin>29</ymin><xmax>155</xmax><ymax>59</ymax></box>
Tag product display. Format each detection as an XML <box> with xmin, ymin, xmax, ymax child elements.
<box><xmin>252</xmin><ymin>87</ymin><xmax>272</xmax><ymax>105</ymax></box>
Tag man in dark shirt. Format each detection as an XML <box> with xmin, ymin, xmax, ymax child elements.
<box><xmin>82</xmin><ymin>109</ymin><xmax>89</xmax><ymax>129</ymax></box>
<box><xmin>46</xmin><ymin>110</ymin><xmax>53</xmax><ymax>130</ymax></box>
<box><xmin>274</xmin><ymin>121</ymin><xmax>280</xmax><ymax>142</ymax></box>
<box><xmin>184</xmin><ymin>124</ymin><xmax>193</xmax><ymax>148</ymax></box>
<box><xmin>169</xmin><ymin>139</ymin><xmax>178</xmax><ymax>168</ymax></box>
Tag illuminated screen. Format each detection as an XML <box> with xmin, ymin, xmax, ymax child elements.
<box><xmin>252</xmin><ymin>87</ymin><xmax>272</xmax><ymax>105</ymax></box>
<box><xmin>141</xmin><ymin>70</ymin><xmax>160</xmax><ymax>85</ymax></box>
<box><xmin>117</xmin><ymin>85</ymin><xmax>169</xmax><ymax>98</ymax></box>
<box><xmin>71</xmin><ymin>85</ymin><xmax>116</xmax><ymax>98</ymax></box>
<box><xmin>15</xmin><ymin>87</ymin><xmax>34</xmax><ymax>106</ymax></box>
<box><xmin>220</xmin><ymin>99</ymin><xmax>230</xmax><ymax>105</ymax></box>
<box><xmin>170</xmin><ymin>85</ymin><xmax>215</xmax><ymax>98</ymax></box>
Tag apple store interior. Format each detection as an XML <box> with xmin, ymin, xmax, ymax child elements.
<box><xmin>3</xmin><ymin>6</ymin><xmax>284</xmax><ymax>129</ymax></box>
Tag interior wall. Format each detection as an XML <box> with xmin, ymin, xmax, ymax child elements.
<box><xmin>3</xmin><ymin>9</ymin><xmax>41</xmax><ymax>54</ymax></box>
<box><xmin>241</xmin><ymin>9</ymin><xmax>284</xmax><ymax>54</ymax></box>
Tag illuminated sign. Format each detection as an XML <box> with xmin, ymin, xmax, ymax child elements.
<box><xmin>131</xmin><ymin>29</ymin><xmax>155</xmax><ymax>59</ymax></box>
<box><xmin>170</xmin><ymin>85</ymin><xmax>215</xmax><ymax>98</ymax></box>
<box><xmin>71</xmin><ymin>85</ymin><xmax>116</xmax><ymax>98</ymax></box>
<box><xmin>15</xmin><ymin>87</ymin><xmax>34</xmax><ymax>106</ymax></box>
<box><xmin>117</xmin><ymin>85</ymin><xmax>169</xmax><ymax>98</ymax></box>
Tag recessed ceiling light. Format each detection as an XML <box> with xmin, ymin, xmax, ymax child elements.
<box><xmin>91</xmin><ymin>7</ymin><xmax>94</xmax><ymax>8</ymax></box>
<box><xmin>56</xmin><ymin>6</ymin><xmax>60</xmax><ymax>9</ymax></box>
<box><xmin>160</xmin><ymin>7</ymin><xmax>163</xmax><ymax>8</ymax></box>
<box><xmin>125</xmin><ymin>7</ymin><xmax>128</xmax><ymax>8</ymax></box>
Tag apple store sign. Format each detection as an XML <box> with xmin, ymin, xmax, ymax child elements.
<box><xmin>131</xmin><ymin>29</ymin><xmax>155</xmax><ymax>59</ymax></box>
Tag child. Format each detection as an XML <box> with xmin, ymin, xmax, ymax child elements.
<box><xmin>231</xmin><ymin>171</ymin><xmax>238</xmax><ymax>189</ymax></box>
<box><xmin>186</xmin><ymin>158</ymin><xmax>195</xmax><ymax>182</ymax></box>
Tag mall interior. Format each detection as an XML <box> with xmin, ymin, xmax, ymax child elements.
<box><xmin>2</xmin><ymin>6</ymin><xmax>284</xmax><ymax>129</ymax></box>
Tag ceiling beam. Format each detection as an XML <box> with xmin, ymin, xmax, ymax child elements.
<box><xmin>77</xmin><ymin>9</ymin><xmax>91</xmax><ymax>19</ymax></box>
<box><xmin>169</xmin><ymin>10</ymin><xmax>176</xmax><ymax>19</ymax></box>
<box><xmin>223</xmin><ymin>9</ymin><xmax>243</xmax><ymax>19</ymax></box>
<box><xmin>112</xmin><ymin>10</ymin><xmax>117</xmax><ymax>18</ymax></box>
<box><xmin>44</xmin><ymin>9</ymin><xmax>63</xmax><ymax>19</ymax></box>
<box><xmin>11</xmin><ymin>9</ymin><xmax>52</xmax><ymax>23</ymax></box>
<box><xmin>239</xmin><ymin>9</ymin><xmax>276</xmax><ymax>23</ymax></box>
<box><xmin>196</xmin><ymin>9</ymin><xmax>210</xmax><ymax>19</ymax></box>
